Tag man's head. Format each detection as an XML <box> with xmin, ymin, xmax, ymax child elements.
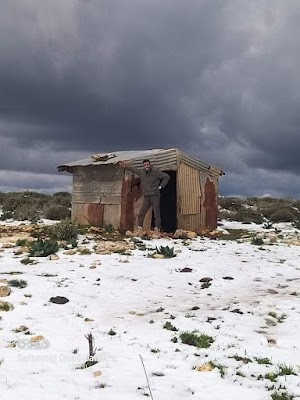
<box><xmin>143</xmin><ymin>159</ymin><xmax>152</xmax><ymax>172</ymax></box>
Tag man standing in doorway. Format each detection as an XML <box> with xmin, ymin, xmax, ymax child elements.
<box><xmin>119</xmin><ymin>159</ymin><xmax>170</xmax><ymax>233</ymax></box>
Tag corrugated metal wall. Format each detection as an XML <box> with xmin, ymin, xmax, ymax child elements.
<box><xmin>177</xmin><ymin>162</ymin><xmax>218</xmax><ymax>233</ymax></box>
<box><xmin>178</xmin><ymin>163</ymin><xmax>201</xmax><ymax>215</ymax></box>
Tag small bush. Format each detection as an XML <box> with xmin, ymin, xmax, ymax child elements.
<box><xmin>8</xmin><ymin>279</ymin><xmax>28</xmax><ymax>289</ymax></box>
<box><xmin>46</xmin><ymin>220</ymin><xmax>80</xmax><ymax>241</ymax></box>
<box><xmin>268</xmin><ymin>208</ymin><xmax>297</xmax><ymax>223</ymax></box>
<box><xmin>16</xmin><ymin>239</ymin><xmax>29</xmax><ymax>247</ymax></box>
<box><xmin>0</xmin><ymin>211</ymin><xmax>14</xmax><ymax>220</ymax></box>
<box><xmin>163</xmin><ymin>322</ymin><xmax>178</xmax><ymax>331</ymax></box>
<box><xmin>29</xmin><ymin>239</ymin><xmax>59</xmax><ymax>257</ymax></box>
<box><xmin>251</xmin><ymin>237</ymin><xmax>264</xmax><ymax>245</ymax></box>
<box><xmin>13</xmin><ymin>204</ymin><xmax>40</xmax><ymax>222</ymax></box>
<box><xmin>155</xmin><ymin>245</ymin><xmax>176</xmax><ymax>258</ymax></box>
<box><xmin>234</xmin><ymin>209</ymin><xmax>264</xmax><ymax>224</ymax></box>
<box><xmin>180</xmin><ymin>331</ymin><xmax>214</xmax><ymax>348</ymax></box>
<box><xmin>0</xmin><ymin>301</ymin><xmax>14</xmax><ymax>311</ymax></box>
<box><xmin>218</xmin><ymin>197</ymin><xmax>244</xmax><ymax>212</ymax></box>
<box><xmin>104</xmin><ymin>224</ymin><xmax>115</xmax><ymax>234</ymax></box>
<box><xmin>44</xmin><ymin>206</ymin><xmax>71</xmax><ymax>221</ymax></box>
<box><xmin>271</xmin><ymin>392</ymin><xmax>294</xmax><ymax>400</ymax></box>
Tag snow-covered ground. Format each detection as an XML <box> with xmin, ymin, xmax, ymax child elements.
<box><xmin>1</xmin><ymin>221</ymin><xmax>300</xmax><ymax>400</ymax></box>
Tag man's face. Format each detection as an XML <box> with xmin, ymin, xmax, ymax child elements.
<box><xmin>143</xmin><ymin>161</ymin><xmax>151</xmax><ymax>171</ymax></box>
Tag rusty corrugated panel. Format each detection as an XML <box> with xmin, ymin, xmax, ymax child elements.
<box><xmin>203</xmin><ymin>176</ymin><xmax>218</xmax><ymax>231</ymax></box>
<box><xmin>178</xmin><ymin>163</ymin><xmax>201</xmax><ymax>215</ymax></box>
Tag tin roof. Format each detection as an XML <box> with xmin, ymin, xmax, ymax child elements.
<box><xmin>57</xmin><ymin>148</ymin><xmax>224</xmax><ymax>176</ymax></box>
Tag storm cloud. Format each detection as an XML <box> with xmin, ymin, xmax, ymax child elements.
<box><xmin>0</xmin><ymin>0</ymin><xmax>300</xmax><ymax>196</ymax></box>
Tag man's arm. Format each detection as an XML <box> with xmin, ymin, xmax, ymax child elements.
<box><xmin>119</xmin><ymin>161</ymin><xmax>141</xmax><ymax>176</ymax></box>
<box><xmin>158</xmin><ymin>171</ymin><xmax>170</xmax><ymax>189</ymax></box>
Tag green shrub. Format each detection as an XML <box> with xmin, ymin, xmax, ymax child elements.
<box><xmin>0</xmin><ymin>211</ymin><xmax>14</xmax><ymax>220</ymax></box>
<box><xmin>268</xmin><ymin>208</ymin><xmax>297</xmax><ymax>223</ymax></box>
<box><xmin>155</xmin><ymin>245</ymin><xmax>176</xmax><ymax>258</ymax></box>
<box><xmin>29</xmin><ymin>239</ymin><xmax>59</xmax><ymax>257</ymax></box>
<box><xmin>16</xmin><ymin>239</ymin><xmax>29</xmax><ymax>247</ymax></box>
<box><xmin>44</xmin><ymin>206</ymin><xmax>71</xmax><ymax>220</ymax></box>
<box><xmin>180</xmin><ymin>331</ymin><xmax>214</xmax><ymax>348</ymax></box>
<box><xmin>46</xmin><ymin>220</ymin><xmax>80</xmax><ymax>241</ymax></box>
<box><xmin>218</xmin><ymin>197</ymin><xmax>244</xmax><ymax>212</ymax></box>
<box><xmin>251</xmin><ymin>237</ymin><xmax>264</xmax><ymax>245</ymax></box>
<box><xmin>14</xmin><ymin>204</ymin><xmax>41</xmax><ymax>222</ymax></box>
<box><xmin>234</xmin><ymin>209</ymin><xmax>264</xmax><ymax>224</ymax></box>
<box><xmin>163</xmin><ymin>322</ymin><xmax>178</xmax><ymax>331</ymax></box>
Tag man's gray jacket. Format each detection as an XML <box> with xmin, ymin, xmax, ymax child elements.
<box><xmin>126</xmin><ymin>165</ymin><xmax>170</xmax><ymax>196</ymax></box>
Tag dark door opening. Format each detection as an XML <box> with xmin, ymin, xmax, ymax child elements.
<box><xmin>151</xmin><ymin>171</ymin><xmax>177</xmax><ymax>233</ymax></box>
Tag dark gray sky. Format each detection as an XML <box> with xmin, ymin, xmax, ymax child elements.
<box><xmin>0</xmin><ymin>0</ymin><xmax>300</xmax><ymax>197</ymax></box>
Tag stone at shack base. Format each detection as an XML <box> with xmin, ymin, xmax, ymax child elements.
<box><xmin>174</xmin><ymin>229</ymin><xmax>197</xmax><ymax>239</ymax></box>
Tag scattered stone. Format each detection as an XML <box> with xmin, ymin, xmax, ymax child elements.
<box><xmin>179</xmin><ymin>267</ymin><xmax>193</xmax><ymax>273</ymax></box>
<box><xmin>0</xmin><ymin>286</ymin><xmax>11</xmax><ymax>297</ymax></box>
<box><xmin>31</xmin><ymin>335</ymin><xmax>45</xmax><ymax>342</ymax></box>
<box><xmin>231</xmin><ymin>309</ymin><xmax>244</xmax><ymax>315</ymax></box>
<box><xmin>174</xmin><ymin>229</ymin><xmax>197</xmax><ymax>239</ymax></box>
<box><xmin>93</xmin><ymin>370</ymin><xmax>102</xmax><ymax>378</ymax></box>
<box><xmin>84</xmin><ymin>318</ymin><xmax>94</xmax><ymax>322</ymax></box>
<box><xmin>156</xmin><ymin>307</ymin><xmax>164</xmax><ymax>313</ymax></box>
<box><xmin>267</xmin><ymin>289</ymin><xmax>279</xmax><ymax>294</ymax></box>
<box><xmin>14</xmin><ymin>249</ymin><xmax>25</xmax><ymax>256</ymax></box>
<box><xmin>49</xmin><ymin>254</ymin><xmax>59</xmax><ymax>261</ymax></box>
<box><xmin>201</xmin><ymin>282</ymin><xmax>211</xmax><ymax>289</ymax></box>
<box><xmin>64</xmin><ymin>249</ymin><xmax>77</xmax><ymax>255</ymax></box>
<box><xmin>152</xmin><ymin>372</ymin><xmax>165</xmax><ymax>377</ymax></box>
<box><xmin>49</xmin><ymin>296</ymin><xmax>69</xmax><ymax>304</ymax></box>
<box><xmin>267</xmin><ymin>338</ymin><xmax>277</xmax><ymax>345</ymax></box>
<box><xmin>207</xmin><ymin>317</ymin><xmax>217</xmax><ymax>323</ymax></box>
<box><xmin>95</xmin><ymin>241</ymin><xmax>135</xmax><ymax>255</ymax></box>
<box><xmin>2</xmin><ymin>243</ymin><xmax>14</xmax><ymax>249</ymax></box>
<box><xmin>195</xmin><ymin>363</ymin><xmax>215</xmax><ymax>372</ymax></box>
<box><xmin>199</xmin><ymin>277</ymin><xmax>213</xmax><ymax>283</ymax></box>
<box><xmin>15</xmin><ymin>325</ymin><xmax>29</xmax><ymax>333</ymax></box>
<box><xmin>152</xmin><ymin>253</ymin><xmax>165</xmax><ymax>259</ymax></box>
<box><xmin>265</xmin><ymin>317</ymin><xmax>277</xmax><ymax>327</ymax></box>
<box><xmin>191</xmin><ymin>306</ymin><xmax>200</xmax><ymax>311</ymax></box>
<box><xmin>223</xmin><ymin>276</ymin><xmax>234</xmax><ymax>280</ymax></box>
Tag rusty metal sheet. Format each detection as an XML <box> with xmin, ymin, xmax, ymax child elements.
<box><xmin>120</xmin><ymin>173</ymin><xmax>143</xmax><ymax>232</ymax></box>
<box><xmin>72</xmin><ymin>203</ymin><xmax>104</xmax><ymax>226</ymax></box>
<box><xmin>86</xmin><ymin>204</ymin><xmax>104</xmax><ymax>226</ymax></box>
<box><xmin>203</xmin><ymin>177</ymin><xmax>218</xmax><ymax>231</ymax></box>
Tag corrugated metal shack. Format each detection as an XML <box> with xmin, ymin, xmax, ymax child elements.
<box><xmin>57</xmin><ymin>148</ymin><xmax>224</xmax><ymax>233</ymax></box>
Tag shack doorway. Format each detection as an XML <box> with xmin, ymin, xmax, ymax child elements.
<box><xmin>157</xmin><ymin>171</ymin><xmax>177</xmax><ymax>233</ymax></box>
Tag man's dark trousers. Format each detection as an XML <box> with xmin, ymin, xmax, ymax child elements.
<box><xmin>138</xmin><ymin>195</ymin><xmax>161</xmax><ymax>228</ymax></box>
